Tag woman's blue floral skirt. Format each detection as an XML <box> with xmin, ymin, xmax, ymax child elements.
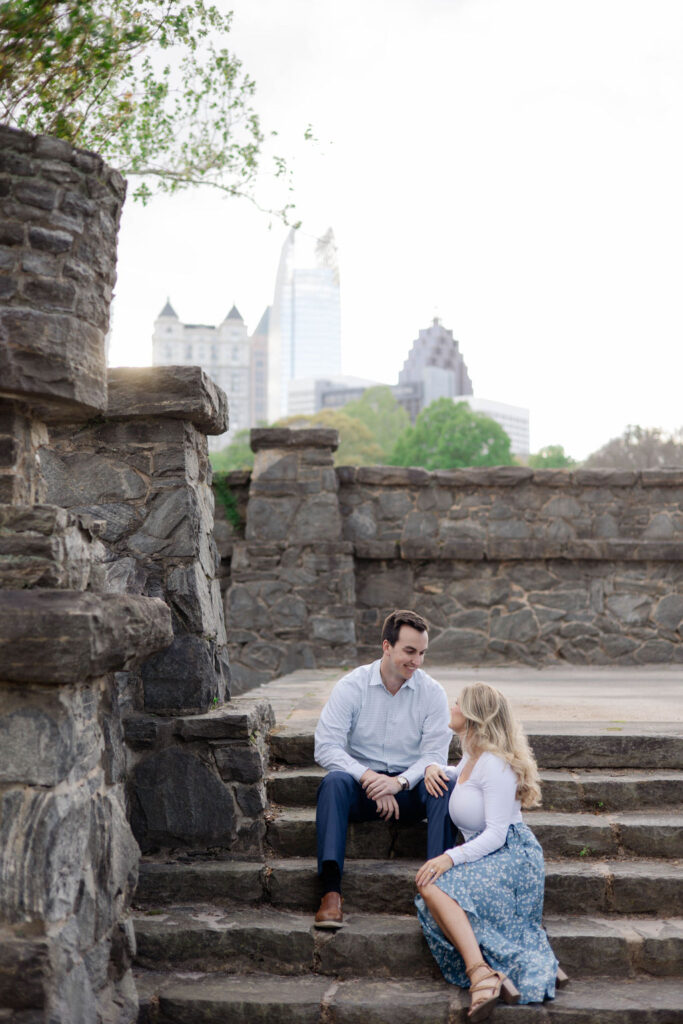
<box><xmin>415</xmin><ymin>823</ymin><xmax>558</xmax><ymax>1003</ymax></box>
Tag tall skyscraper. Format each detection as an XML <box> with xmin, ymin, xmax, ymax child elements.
<box><xmin>268</xmin><ymin>227</ymin><xmax>342</xmax><ymax>420</ymax></box>
<box><xmin>152</xmin><ymin>300</ymin><xmax>251</xmax><ymax>450</ymax></box>
<box><xmin>249</xmin><ymin>307</ymin><xmax>270</xmax><ymax>427</ymax></box>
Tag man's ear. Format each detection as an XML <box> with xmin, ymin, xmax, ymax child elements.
<box><xmin>381</xmin><ymin>639</ymin><xmax>392</xmax><ymax>654</ymax></box>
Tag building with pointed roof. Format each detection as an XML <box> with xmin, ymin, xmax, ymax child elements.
<box><xmin>398</xmin><ymin>317</ymin><xmax>473</xmax><ymax>403</ymax></box>
<box><xmin>152</xmin><ymin>300</ymin><xmax>252</xmax><ymax>449</ymax></box>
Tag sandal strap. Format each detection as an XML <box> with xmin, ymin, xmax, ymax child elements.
<box><xmin>466</xmin><ymin>960</ymin><xmax>490</xmax><ymax>978</ymax></box>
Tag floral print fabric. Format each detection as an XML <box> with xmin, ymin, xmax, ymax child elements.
<box><xmin>415</xmin><ymin>823</ymin><xmax>558</xmax><ymax>1003</ymax></box>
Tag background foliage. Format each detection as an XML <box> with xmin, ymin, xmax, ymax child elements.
<box><xmin>0</xmin><ymin>0</ymin><xmax>293</xmax><ymax>209</ymax></box>
<box><xmin>389</xmin><ymin>398</ymin><xmax>514</xmax><ymax>470</ymax></box>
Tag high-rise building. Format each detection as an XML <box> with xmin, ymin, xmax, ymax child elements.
<box><xmin>398</xmin><ymin>318</ymin><xmax>473</xmax><ymax>405</ymax></box>
<box><xmin>268</xmin><ymin>227</ymin><xmax>342</xmax><ymax>420</ymax></box>
<box><xmin>249</xmin><ymin>307</ymin><xmax>269</xmax><ymax>427</ymax></box>
<box><xmin>152</xmin><ymin>300</ymin><xmax>251</xmax><ymax>450</ymax></box>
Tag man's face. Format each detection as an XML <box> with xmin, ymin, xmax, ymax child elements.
<box><xmin>382</xmin><ymin>624</ymin><xmax>428</xmax><ymax>681</ymax></box>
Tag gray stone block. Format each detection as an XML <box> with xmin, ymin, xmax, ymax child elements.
<box><xmin>251</xmin><ymin>427</ymin><xmax>339</xmax><ymax>451</ymax></box>
<box><xmin>0</xmin><ymin>591</ymin><xmax>172</xmax><ymax>683</ymax></box>
<box><xmin>130</xmin><ymin>748</ymin><xmax>236</xmax><ymax>852</ymax></box>
<box><xmin>141</xmin><ymin>634</ymin><xmax>224</xmax><ymax>713</ymax></box>
<box><xmin>213</xmin><ymin>744</ymin><xmax>264</xmax><ymax>783</ymax></box>
<box><xmin>427</xmin><ymin>628</ymin><xmax>488</xmax><ymax>661</ymax></box>
<box><xmin>653</xmin><ymin>594</ymin><xmax>683</xmax><ymax>631</ymax></box>
<box><xmin>0</xmin><ymin>934</ymin><xmax>49</xmax><ymax>1009</ymax></box>
<box><xmin>106</xmin><ymin>366</ymin><xmax>228</xmax><ymax>434</ymax></box>
<box><xmin>0</xmin><ymin>308</ymin><xmax>106</xmax><ymax>416</ymax></box>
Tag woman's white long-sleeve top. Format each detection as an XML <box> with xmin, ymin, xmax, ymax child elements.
<box><xmin>442</xmin><ymin>751</ymin><xmax>523</xmax><ymax>866</ymax></box>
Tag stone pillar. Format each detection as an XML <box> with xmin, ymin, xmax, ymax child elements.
<box><xmin>0</xmin><ymin>126</ymin><xmax>176</xmax><ymax>1022</ymax></box>
<box><xmin>0</xmin><ymin>125</ymin><xmax>124</xmax><ymax>417</ymax></box>
<box><xmin>41</xmin><ymin>365</ymin><xmax>230</xmax><ymax>715</ymax></box>
<box><xmin>0</xmin><ymin>591</ymin><xmax>171</xmax><ymax>1024</ymax></box>
<box><xmin>227</xmin><ymin>428</ymin><xmax>358</xmax><ymax>690</ymax></box>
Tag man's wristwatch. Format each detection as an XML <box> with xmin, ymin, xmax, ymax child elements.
<box><xmin>396</xmin><ymin>775</ymin><xmax>409</xmax><ymax>791</ymax></box>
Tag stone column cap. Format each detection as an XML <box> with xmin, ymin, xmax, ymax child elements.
<box><xmin>250</xmin><ymin>427</ymin><xmax>339</xmax><ymax>451</ymax></box>
<box><xmin>107</xmin><ymin>367</ymin><xmax>228</xmax><ymax>434</ymax></box>
<box><xmin>0</xmin><ymin>590</ymin><xmax>172</xmax><ymax>683</ymax></box>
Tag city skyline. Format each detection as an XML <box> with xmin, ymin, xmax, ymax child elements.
<box><xmin>107</xmin><ymin>0</ymin><xmax>683</xmax><ymax>460</ymax></box>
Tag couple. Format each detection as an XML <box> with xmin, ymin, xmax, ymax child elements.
<box><xmin>314</xmin><ymin>609</ymin><xmax>562</xmax><ymax>1022</ymax></box>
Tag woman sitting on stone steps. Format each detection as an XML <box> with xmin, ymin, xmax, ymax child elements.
<box><xmin>415</xmin><ymin>682</ymin><xmax>566</xmax><ymax>1022</ymax></box>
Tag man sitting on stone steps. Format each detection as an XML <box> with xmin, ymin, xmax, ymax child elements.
<box><xmin>313</xmin><ymin>608</ymin><xmax>454</xmax><ymax>928</ymax></box>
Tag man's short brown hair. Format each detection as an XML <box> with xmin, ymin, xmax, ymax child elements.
<box><xmin>381</xmin><ymin>609</ymin><xmax>429</xmax><ymax>647</ymax></box>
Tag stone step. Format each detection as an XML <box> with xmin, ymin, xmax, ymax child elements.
<box><xmin>269</xmin><ymin>728</ymin><xmax>683</xmax><ymax>770</ymax></box>
<box><xmin>135</xmin><ymin>970</ymin><xmax>683</xmax><ymax>1024</ymax></box>
<box><xmin>266</xmin><ymin>807</ymin><xmax>683</xmax><ymax>860</ymax></box>
<box><xmin>133</xmin><ymin>905</ymin><xmax>683</xmax><ymax>980</ymax></box>
<box><xmin>267</xmin><ymin>766</ymin><xmax>683</xmax><ymax>813</ymax></box>
<box><xmin>134</xmin><ymin>858</ymin><xmax>683</xmax><ymax>918</ymax></box>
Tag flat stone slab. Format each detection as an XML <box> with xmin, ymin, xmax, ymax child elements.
<box><xmin>133</xmin><ymin>905</ymin><xmax>682</xmax><ymax>981</ymax></box>
<box><xmin>107</xmin><ymin>366</ymin><xmax>228</xmax><ymax>434</ymax></box>
<box><xmin>266</xmin><ymin>857</ymin><xmax>683</xmax><ymax>918</ymax></box>
<box><xmin>125</xmin><ymin>700</ymin><xmax>275</xmax><ymax>748</ymax></box>
<box><xmin>270</xmin><ymin>728</ymin><xmax>683</xmax><ymax>769</ymax></box>
<box><xmin>134</xmin><ymin>861</ymin><xmax>265</xmax><ymax>908</ymax></box>
<box><xmin>267</xmin><ymin>766</ymin><xmax>683</xmax><ymax>812</ymax></box>
<box><xmin>266</xmin><ymin>807</ymin><xmax>683</xmax><ymax>861</ymax></box>
<box><xmin>0</xmin><ymin>590</ymin><xmax>172</xmax><ymax>682</ymax></box>
<box><xmin>135</xmin><ymin>971</ymin><xmax>683</xmax><ymax>1023</ymax></box>
<box><xmin>158</xmin><ymin>972</ymin><xmax>331</xmax><ymax>1024</ymax></box>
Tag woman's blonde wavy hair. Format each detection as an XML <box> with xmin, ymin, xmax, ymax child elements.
<box><xmin>458</xmin><ymin>682</ymin><xmax>541</xmax><ymax>809</ymax></box>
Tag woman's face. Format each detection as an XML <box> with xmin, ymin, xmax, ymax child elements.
<box><xmin>450</xmin><ymin>696</ymin><xmax>467</xmax><ymax>734</ymax></box>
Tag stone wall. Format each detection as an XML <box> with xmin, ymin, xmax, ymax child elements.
<box><xmin>40</xmin><ymin>366</ymin><xmax>272</xmax><ymax>862</ymax></box>
<box><xmin>221</xmin><ymin>431</ymin><xmax>683</xmax><ymax>684</ymax></box>
<box><xmin>42</xmin><ymin>366</ymin><xmax>230</xmax><ymax>717</ymax></box>
<box><xmin>0</xmin><ymin>590</ymin><xmax>171</xmax><ymax>1024</ymax></box>
<box><xmin>0</xmin><ymin>126</ymin><xmax>278</xmax><ymax>1021</ymax></box>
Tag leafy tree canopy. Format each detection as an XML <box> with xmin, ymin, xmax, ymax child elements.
<box><xmin>275</xmin><ymin>409</ymin><xmax>384</xmax><ymax>467</ymax></box>
<box><xmin>209</xmin><ymin>428</ymin><xmax>253</xmax><ymax>473</ymax></box>
<box><xmin>342</xmin><ymin>386</ymin><xmax>410</xmax><ymax>462</ymax></box>
<box><xmin>0</xmin><ymin>0</ymin><xmax>295</xmax><ymax>210</ymax></box>
<box><xmin>389</xmin><ymin>398</ymin><xmax>514</xmax><ymax>470</ymax></box>
<box><xmin>583</xmin><ymin>425</ymin><xmax>683</xmax><ymax>470</ymax></box>
<box><xmin>527</xmin><ymin>444</ymin><xmax>576</xmax><ymax>469</ymax></box>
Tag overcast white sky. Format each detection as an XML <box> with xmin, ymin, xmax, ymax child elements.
<box><xmin>108</xmin><ymin>0</ymin><xmax>683</xmax><ymax>460</ymax></box>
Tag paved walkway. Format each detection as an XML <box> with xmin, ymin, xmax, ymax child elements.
<box><xmin>237</xmin><ymin>663</ymin><xmax>683</xmax><ymax>737</ymax></box>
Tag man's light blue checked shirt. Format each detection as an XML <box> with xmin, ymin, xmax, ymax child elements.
<box><xmin>314</xmin><ymin>659</ymin><xmax>452</xmax><ymax>790</ymax></box>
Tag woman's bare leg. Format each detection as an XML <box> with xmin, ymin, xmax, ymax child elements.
<box><xmin>418</xmin><ymin>883</ymin><xmax>482</xmax><ymax>970</ymax></box>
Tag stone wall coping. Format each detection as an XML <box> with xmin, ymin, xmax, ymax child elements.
<box><xmin>0</xmin><ymin>125</ymin><xmax>126</xmax><ymax>197</ymax></box>
<box><xmin>335</xmin><ymin>465</ymin><xmax>683</xmax><ymax>488</ymax></box>
<box><xmin>106</xmin><ymin>366</ymin><xmax>228</xmax><ymax>434</ymax></box>
<box><xmin>352</xmin><ymin>537</ymin><xmax>683</xmax><ymax>562</ymax></box>
<box><xmin>250</xmin><ymin>428</ymin><xmax>339</xmax><ymax>451</ymax></box>
<box><xmin>0</xmin><ymin>590</ymin><xmax>172</xmax><ymax>683</ymax></box>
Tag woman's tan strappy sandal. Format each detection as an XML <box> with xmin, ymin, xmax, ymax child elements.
<box><xmin>466</xmin><ymin>960</ymin><xmax>521</xmax><ymax>1022</ymax></box>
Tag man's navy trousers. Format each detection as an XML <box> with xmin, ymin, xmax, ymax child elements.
<box><xmin>316</xmin><ymin>769</ymin><xmax>456</xmax><ymax>874</ymax></box>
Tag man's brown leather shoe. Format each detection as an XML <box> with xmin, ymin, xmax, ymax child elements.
<box><xmin>314</xmin><ymin>892</ymin><xmax>344</xmax><ymax>929</ymax></box>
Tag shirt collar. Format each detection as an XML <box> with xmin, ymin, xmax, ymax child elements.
<box><xmin>370</xmin><ymin>658</ymin><xmax>418</xmax><ymax>691</ymax></box>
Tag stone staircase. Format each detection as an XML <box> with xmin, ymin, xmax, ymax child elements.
<box><xmin>133</xmin><ymin>725</ymin><xmax>683</xmax><ymax>1022</ymax></box>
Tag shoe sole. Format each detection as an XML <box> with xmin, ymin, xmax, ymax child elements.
<box><xmin>313</xmin><ymin>919</ymin><xmax>345</xmax><ymax>930</ymax></box>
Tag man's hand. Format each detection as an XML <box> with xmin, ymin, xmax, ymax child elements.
<box><xmin>374</xmin><ymin>794</ymin><xmax>400</xmax><ymax>821</ymax></box>
<box><xmin>424</xmin><ymin>763</ymin><xmax>450</xmax><ymax>797</ymax></box>
<box><xmin>360</xmin><ymin>769</ymin><xmax>402</xmax><ymax>800</ymax></box>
